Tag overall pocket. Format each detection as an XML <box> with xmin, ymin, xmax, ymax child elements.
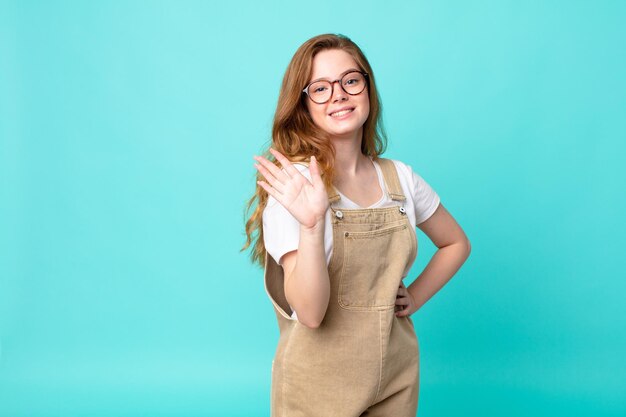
<box><xmin>338</xmin><ymin>222</ymin><xmax>413</xmax><ymax>311</ymax></box>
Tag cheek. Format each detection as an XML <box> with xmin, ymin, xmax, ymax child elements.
<box><xmin>308</xmin><ymin>105</ymin><xmax>327</xmax><ymax>124</ymax></box>
<box><xmin>357</xmin><ymin>89</ymin><xmax>370</xmax><ymax>116</ymax></box>
<box><xmin>361</xmin><ymin>98</ymin><xmax>370</xmax><ymax>120</ymax></box>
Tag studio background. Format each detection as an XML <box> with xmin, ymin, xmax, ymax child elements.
<box><xmin>1</xmin><ymin>1</ymin><xmax>624</xmax><ymax>416</ymax></box>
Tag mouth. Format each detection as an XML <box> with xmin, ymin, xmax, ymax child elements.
<box><xmin>329</xmin><ymin>107</ymin><xmax>355</xmax><ymax>118</ymax></box>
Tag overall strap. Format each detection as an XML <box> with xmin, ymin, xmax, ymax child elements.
<box><xmin>376</xmin><ymin>158</ymin><xmax>407</xmax><ymax>202</ymax></box>
<box><xmin>327</xmin><ymin>184</ymin><xmax>341</xmax><ymax>204</ymax></box>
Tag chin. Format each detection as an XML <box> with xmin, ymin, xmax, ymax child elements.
<box><xmin>327</xmin><ymin>121</ymin><xmax>367</xmax><ymax>137</ymax></box>
<box><xmin>326</xmin><ymin>127</ymin><xmax>362</xmax><ymax>138</ymax></box>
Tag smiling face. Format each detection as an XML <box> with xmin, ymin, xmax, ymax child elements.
<box><xmin>305</xmin><ymin>49</ymin><xmax>370</xmax><ymax>142</ymax></box>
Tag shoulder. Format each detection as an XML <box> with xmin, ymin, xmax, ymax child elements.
<box><xmin>377</xmin><ymin>157</ymin><xmax>416</xmax><ymax>183</ymax></box>
<box><xmin>376</xmin><ymin>157</ymin><xmax>409</xmax><ymax>171</ymax></box>
<box><xmin>386</xmin><ymin>158</ymin><xmax>411</xmax><ymax>175</ymax></box>
<box><xmin>378</xmin><ymin>157</ymin><xmax>436</xmax><ymax>194</ymax></box>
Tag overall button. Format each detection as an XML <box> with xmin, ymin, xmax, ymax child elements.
<box><xmin>335</xmin><ymin>210</ymin><xmax>344</xmax><ymax>219</ymax></box>
<box><xmin>399</xmin><ymin>206</ymin><xmax>406</xmax><ymax>214</ymax></box>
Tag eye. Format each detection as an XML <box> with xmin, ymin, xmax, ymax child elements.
<box><xmin>344</xmin><ymin>73</ymin><xmax>363</xmax><ymax>86</ymax></box>
<box><xmin>309</xmin><ymin>81</ymin><xmax>330</xmax><ymax>94</ymax></box>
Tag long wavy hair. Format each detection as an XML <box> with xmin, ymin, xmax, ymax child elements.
<box><xmin>241</xmin><ymin>33</ymin><xmax>387</xmax><ymax>267</ymax></box>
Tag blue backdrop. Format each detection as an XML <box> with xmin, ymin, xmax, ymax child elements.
<box><xmin>1</xmin><ymin>1</ymin><xmax>624</xmax><ymax>416</ymax></box>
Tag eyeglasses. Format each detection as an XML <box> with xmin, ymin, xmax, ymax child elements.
<box><xmin>302</xmin><ymin>70</ymin><xmax>369</xmax><ymax>104</ymax></box>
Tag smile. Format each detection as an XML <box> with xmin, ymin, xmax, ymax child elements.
<box><xmin>329</xmin><ymin>108</ymin><xmax>354</xmax><ymax>118</ymax></box>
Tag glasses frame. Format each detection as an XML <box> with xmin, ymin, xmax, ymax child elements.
<box><xmin>302</xmin><ymin>70</ymin><xmax>369</xmax><ymax>104</ymax></box>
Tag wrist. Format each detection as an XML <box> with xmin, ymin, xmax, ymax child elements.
<box><xmin>300</xmin><ymin>218</ymin><xmax>325</xmax><ymax>235</ymax></box>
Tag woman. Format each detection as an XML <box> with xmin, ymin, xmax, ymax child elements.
<box><xmin>243</xmin><ymin>33</ymin><xmax>471</xmax><ymax>416</ymax></box>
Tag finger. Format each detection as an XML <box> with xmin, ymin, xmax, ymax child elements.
<box><xmin>257</xmin><ymin>180</ymin><xmax>281</xmax><ymax>202</ymax></box>
<box><xmin>395</xmin><ymin>297</ymin><xmax>409</xmax><ymax>306</ymax></box>
<box><xmin>396</xmin><ymin>303</ymin><xmax>411</xmax><ymax>317</ymax></box>
<box><xmin>309</xmin><ymin>155</ymin><xmax>325</xmax><ymax>188</ymax></box>
<box><xmin>269</xmin><ymin>148</ymin><xmax>301</xmax><ymax>178</ymax></box>
<box><xmin>255</xmin><ymin>154</ymin><xmax>291</xmax><ymax>184</ymax></box>
<box><xmin>254</xmin><ymin>162</ymin><xmax>286</xmax><ymax>194</ymax></box>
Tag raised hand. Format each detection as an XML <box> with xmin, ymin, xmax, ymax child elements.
<box><xmin>254</xmin><ymin>148</ymin><xmax>329</xmax><ymax>229</ymax></box>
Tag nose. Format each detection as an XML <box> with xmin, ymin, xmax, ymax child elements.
<box><xmin>330</xmin><ymin>80</ymin><xmax>348</xmax><ymax>103</ymax></box>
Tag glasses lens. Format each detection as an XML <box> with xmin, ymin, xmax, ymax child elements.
<box><xmin>308</xmin><ymin>81</ymin><xmax>332</xmax><ymax>103</ymax></box>
<box><xmin>342</xmin><ymin>72</ymin><xmax>366</xmax><ymax>95</ymax></box>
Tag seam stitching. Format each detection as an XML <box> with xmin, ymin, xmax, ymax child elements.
<box><xmin>372</xmin><ymin>311</ymin><xmax>384</xmax><ymax>405</ymax></box>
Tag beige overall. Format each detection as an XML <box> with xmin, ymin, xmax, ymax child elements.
<box><xmin>264</xmin><ymin>158</ymin><xmax>419</xmax><ymax>417</ymax></box>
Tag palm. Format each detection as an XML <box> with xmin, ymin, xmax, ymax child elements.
<box><xmin>254</xmin><ymin>149</ymin><xmax>329</xmax><ymax>229</ymax></box>
<box><xmin>279</xmin><ymin>172</ymin><xmax>328</xmax><ymax>227</ymax></box>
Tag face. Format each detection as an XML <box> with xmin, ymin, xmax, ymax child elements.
<box><xmin>305</xmin><ymin>49</ymin><xmax>370</xmax><ymax>141</ymax></box>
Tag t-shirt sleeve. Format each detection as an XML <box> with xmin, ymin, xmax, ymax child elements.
<box><xmin>407</xmin><ymin>164</ymin><xmax>441</xmax><ymax>225</ymax></box>
<box><xmin>262</xmin><ymin>164</ymin><xmax>310</xmax><ymax>265</ymax></box>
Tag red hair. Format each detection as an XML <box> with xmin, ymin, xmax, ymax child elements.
<box><xmin>242</xmin><ymin>33</ymin><xmax>387</xmax><ymax>267</ymax></box>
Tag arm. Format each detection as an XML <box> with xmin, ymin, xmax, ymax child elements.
<box><xmin>280</xmin><ymin>220</ymin><xmax>330</xmax><ymax>329</ymax></box>
<box><xmin>396</xmin><ymin>203</ymin><xmax>471</xmax><ymax>316</ymax></box>
<box><xmin>254</xmin><ymin>149</ymin><xmax>330</xmax><ymax>329</ymax></box>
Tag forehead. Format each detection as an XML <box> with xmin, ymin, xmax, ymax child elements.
<box><xmin>309</xmin><ymin>49</ymin><xmax>359</xmax><ymax>80</ymax></box>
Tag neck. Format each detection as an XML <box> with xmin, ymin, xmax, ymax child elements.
<box><xmin>331</xmin><ymin>127</ymin><xmax>370</xmax><ymax>178</ymax></box>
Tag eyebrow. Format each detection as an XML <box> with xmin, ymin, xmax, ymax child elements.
<box><xmin>309</xmin><ymin>68</ymin><xmax>361</xmax><ymax>84</ymax></box>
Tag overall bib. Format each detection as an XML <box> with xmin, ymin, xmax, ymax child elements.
<box><xmin>264</xmin><ymin>158</ymin><xmax>419</xmax><ymax>417</ymax></box>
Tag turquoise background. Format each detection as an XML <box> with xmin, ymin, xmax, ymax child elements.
<box><xmin>1</xmin><ymin>1</ymin><xmax>624</xmax><ymax>416</ymax></box>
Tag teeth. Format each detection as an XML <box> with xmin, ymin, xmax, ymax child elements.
<box><xmin>330</xmin><ymin>109</ymin><xmax>353</xmax><ymax>117</ymax></box>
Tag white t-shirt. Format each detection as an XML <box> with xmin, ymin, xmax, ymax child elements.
<box><xmin>262</xmin><ymin>156</ymin><xmax>441</xmax><ymax>319</ymax></box>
